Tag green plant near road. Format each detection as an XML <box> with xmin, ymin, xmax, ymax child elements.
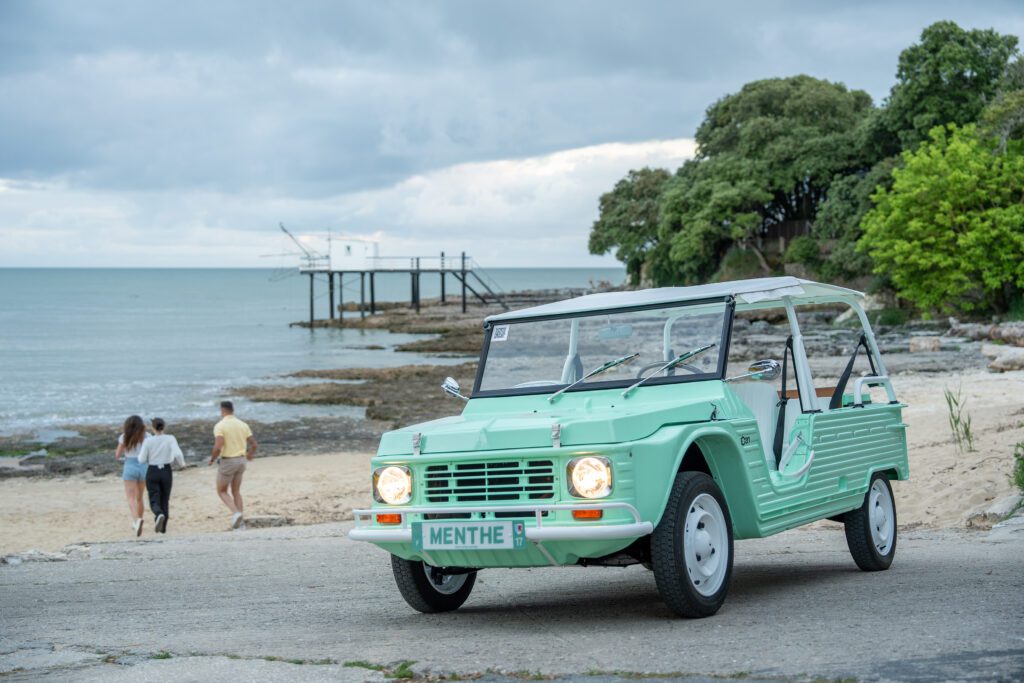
<box><xmin>944</xmin><ymin>385</ymin><xmax>975</xmax><ymax>452</ymax></box>
<box><xmin>386</xmin><ymin>660</ymin><xmax>417</xmax><ymax>679</ymax></box>
<box><xmin>151</xmin><ymin>651</ymin><xmax>172</xmax><ymax>660</ymax></box>
<box><xmin>1012</xmin><ymin>442</ymin><xmax>1024</xmax><ymax>493</ymax></box>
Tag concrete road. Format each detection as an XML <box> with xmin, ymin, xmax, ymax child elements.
<box><xmin>1</xmin><ymin>521</ymin><xmax>1022</xmax><ymax>682</ymax></box>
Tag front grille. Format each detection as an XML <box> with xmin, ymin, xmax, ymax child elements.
<box><xmin>424</xmin><ymin>459</ymin><xmax>555</xmax><ymax>503</ymax></box>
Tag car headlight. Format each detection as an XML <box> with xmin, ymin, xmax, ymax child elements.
<box><xmin>373</xmin><ymin>465</ymin><xmax>412</xmax><ymax>505</ymax></box>
<box><xmin>567</xmin><ymin>456</ymin><xmax>612</xmax><ymax>499</ymax></box>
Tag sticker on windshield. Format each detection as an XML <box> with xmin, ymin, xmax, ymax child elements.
<box><xmin>491</xmin><ymin>325</ymin><xmax>510</xmax><ymax>342</ymax></box>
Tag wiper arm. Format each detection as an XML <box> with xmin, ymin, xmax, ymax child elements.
<box><xmin>548</xmin><ymin>352</ymin><xmax>639</xmax><ymax>403</ymax></box>
<box><xmin>621</xmin><ymin>343</ymin><xmax>717</xmax><ymax>398</ymax></box>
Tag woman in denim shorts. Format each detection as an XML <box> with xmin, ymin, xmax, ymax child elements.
<box><xmin>115</xmin><ymin>415</ymin><xmax>150</xmax><ymax>536</ymax></box>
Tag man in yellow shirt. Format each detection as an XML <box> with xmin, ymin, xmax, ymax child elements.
<box><xmin>209</xmin><ymin>401</ymin><xmax>258</xmax><ymax>529</ymax></box>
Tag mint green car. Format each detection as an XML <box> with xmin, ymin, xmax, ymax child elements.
<box><xmin>350</xmin><ymin>277</ymin><xmax>908</xmax><ymax>617</ymax></box>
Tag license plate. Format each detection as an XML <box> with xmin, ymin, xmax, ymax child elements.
<box><xmin>412</xmin><ymin>520</ymin><xmax>527</xmax><ymax>551</ymax></box>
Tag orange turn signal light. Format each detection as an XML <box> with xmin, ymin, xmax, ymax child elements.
<box><xmin>376</xmin><ymin>513</ymin><xmax>402</xmax><ymax>525</ymax></box>
<box><xmin>572</xmin><ymin>509</ymin><xmax>603</xmax><ymax>520</ymax></box>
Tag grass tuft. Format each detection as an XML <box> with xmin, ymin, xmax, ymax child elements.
<box><xmin>944</xmin><ymin>384</ymin><xmax>975</xmax><ymax>452</ymax></box>
<box><xmin>386</xmin><ymin>660</ymin><xmax>417</xmax><ymax>679</ymax></box>
<box><xmin>151</xmin><ymin>651</ymin><xmax>172</xmax><ymax>660</ymax></box>
<box><xmin>1013</xmin><ymin>442</ymin><xmax>1024</xmax><ymax>494</ymax></box>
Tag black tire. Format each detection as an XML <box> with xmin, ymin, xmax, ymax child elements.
<box><xmin>390</xmin><ymin>555</ymin><xmax>477</xmax><ymax>613</ymax></box>
<box><xmin>844</xmin><ymin>472</ymin><xmax>897</xmax><ymax>571</ymax></box>
<box><xmin>651</xmin><ymin>471</ymin><xmax>734</xmax><ymax>618</ymax></box>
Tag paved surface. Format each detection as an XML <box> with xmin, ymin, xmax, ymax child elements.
<box><xmin>1</xmin><ymin>520</ymin><xmax>1022</xmax><ymax>682</ymax></box>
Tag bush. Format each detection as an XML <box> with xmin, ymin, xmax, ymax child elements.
<box><xmin>783</xmin><ymin>236</ymin><xmax>821</xmax><ymax>267</ymax></box>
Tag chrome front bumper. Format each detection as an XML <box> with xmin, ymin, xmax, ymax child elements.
<box><xmin>348</xmin><ymin>502</ymin><xmax>653</xmax><ymax>543</ymax></box>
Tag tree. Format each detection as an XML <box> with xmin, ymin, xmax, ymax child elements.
<box><xmin>860</xmin><ymin>125</ymin><xmax>1024</xmax><ymax>314</ymax></box>
<box><xmin>980</xmin><ymin>57</ymin><xmax>1024</xmax><ymax>154</ymax></box>
<box><xmin>884</xmin><ymin>21</ymin><xmax>1018</xmax><ymax>149</ymax></box>
<box><xmin>657</xmin><ymin>76</ymin><xmax>875</xmax><ymax>284</ymax></box>
<box><xmin>813</xmin><ymin>157</ymin><xmax>899</xmax><ymax>281</ymax></box>
<box><xmin>588</xmin><ymin>168</ymin><xmax>671</xmax><ymax>285</ymax></box>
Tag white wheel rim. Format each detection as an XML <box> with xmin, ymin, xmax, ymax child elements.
<box><xmin>869</xmin><ymin>479</ymin><xmax>894</xmax><ymax>555</ymax></box>
<box><xmin>684</xmin><ymin>493</ymin><xmax>729</xmax><ymax>596</ymax></box>
<box><xmin>423</xmin><ymin>565</ymin><xmax>467</xmax><ymax>595</ymax></box>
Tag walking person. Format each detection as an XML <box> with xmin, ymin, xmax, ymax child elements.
<box><xmin>114</xmin><ymin>415</ymin><xmax>150</xmax><ymax>537</ymax></box>
<box><xmin>209</xmin><ymin>401</ymin><xmax>257</xmax><ymax>529</ymax></box>
<box><xmin>137</xmin><ymin>417</ymin><xmax>185</xmax><ymax>534</ymax></box>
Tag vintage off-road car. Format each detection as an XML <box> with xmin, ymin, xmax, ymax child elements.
<box><xmin>350</xmin><ymin>277</ymin><xmax>908</xmax><ymax>617</ymax></box>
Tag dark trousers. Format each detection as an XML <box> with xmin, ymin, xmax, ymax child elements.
<box><xmin>146</xmin><ymin>465</ymin><xmax>173</xmax><ymax>521</ymax></box>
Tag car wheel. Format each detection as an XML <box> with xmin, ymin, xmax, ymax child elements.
<box><xmin>844</xmin><ymin>472</ymin><xmax>897</xmax><ymax>571</ymax></box>
<box><xmin>651</xmin><ymin>471</ymin><xmax>734</xmax><ymax>618</ymax></box>
<box><xmin>390</xmin><ymin>555</ymin><xmax>477</xmax><ymax>613</ymax></box>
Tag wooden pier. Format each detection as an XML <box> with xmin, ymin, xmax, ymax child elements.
<box><xmin>300</xmin><ymin>251</ymin><xmax>508</xmax><ymax>326</ymax></box>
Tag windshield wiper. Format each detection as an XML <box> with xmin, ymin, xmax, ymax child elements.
<box><xmin>548</xmin><ymin>352</ymin><xmax>639</xmax><ymax>403</ymax></box>
<box><xmin>621</xmin><ymin>343</ymin><xmax>717</xmax><ymax>398</ymax></box>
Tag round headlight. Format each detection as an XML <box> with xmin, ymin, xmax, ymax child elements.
<box><xmin>374</xmin><ymin>465</ymin><xmax>412</xmax><ymax>505</ymax></box>
<box><xmin>568</xmin><ymin>456</ymin><xmax>612</xmax><ymax>499</ymax></box>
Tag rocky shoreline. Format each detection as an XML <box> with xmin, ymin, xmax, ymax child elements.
<box><xmin>4</xmin><ymin>289</ymin><xmax>1022</xmax><ymax>481</ymax></box>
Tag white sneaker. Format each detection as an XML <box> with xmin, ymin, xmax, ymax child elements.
<box><xmin>155</xmin><ymin>514</ymin><xmax>167</xmax><ymax>534</ymax></box>
<box><xmin>231</xmin><ymin>512</ymin><xmax>243</xmax><ymax>529</ymax></box>
<box><xmin>133</xmin><ymin>518</ymin><xmax>143</xmax><ymax>537</ymax></box>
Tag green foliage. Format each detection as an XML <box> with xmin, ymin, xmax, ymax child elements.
<box><xmin>980</xmin><ymin>57</ymin><xmax>1024</xmax><ymax>154</ymax></box>
<box><xmin>813</xmin><ymin>157</ymin><xmax>899</xmax><ymax>280</ymax></box>
<box><xmin>588</xmin><ymin>168</ymin><xmax>672</xmax><ymax>285</ymax></box>
<box><xmin>873</xmin><ymin>308</ymin><xmax>908</xmax><ymax>327</ymax></box>
<box><xmin>944</xmin><ymin>385</ymin><xmax>975</xmax><ymax>453</ymax></box>
<box><xmin>1013</xmin><ymin>442</ymin><xmax>1024</xmax><ymax>494</ymax></box>
<box><xmin>861</xmin><ymin>124</ymin><xmax>1024</xmax><ymax>313</ymax></box>
<box><xmin>656</xmin><ymin>76</ymin><xmax>875</xmax><ymax>285</ymax></box>
<box><xmin>884</xmin><ymin>21</ymin><xmax>1019</xmax><ymax>149</ymax></box>
<box><xmin>712</xmin><ymin>246</ymin><xmax>771</xmax><ymax>282</ymax></box>
<box><xmin>782</xmin><ymin>235</ymin><xmax>821</xmax><ymax>267</ymax></box>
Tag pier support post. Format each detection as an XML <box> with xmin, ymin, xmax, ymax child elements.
<box><xmin>461</xmin><ymin>252</ymin><xmax>467</xmax><ymax>313</ymax></box>
<box><xmin>360</xmin><ymin>272</ymin><xmax>366</xmax><ymax>320</ymax></box>
<box><xmin>415</xmin><ymin>258</ymin><xmax>421</xmax><ymax>314</ymax></box>
<box><xmin>328</xmin><ymin>272</ymin><xmax>335</xmax><ymax>320</ymax></box>
<box><xmin>440</xmin><ymin>251</ymin><xmax>446</xmax><ymax>304</ymax></box>
<box><xmin>369</xmin><ymin>272</ymin><xmax>376</xmax><ymax>315</ymax></box>
<box><xmin>338</xmin><ymin>273</ymin><xmax>343</xmax><ymax>326</ymax></box>
<box><xmin>308</xmin><ymin>272</ymin><xmax>315</xmax><ymax>327</ymax></box>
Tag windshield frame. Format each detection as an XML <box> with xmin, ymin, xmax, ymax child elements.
<box><xmin>470</xmin><ymin>295</ymin><xmax>736</xmax><ymax>398</ymax></box>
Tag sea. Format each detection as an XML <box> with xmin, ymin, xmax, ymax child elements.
<box><xmin>0</xmin><ymin>267</ymin><xmax>624</xmax><ymax>438</ymax></box>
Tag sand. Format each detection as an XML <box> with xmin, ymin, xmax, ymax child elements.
<box><xmin>2</xmin><ymin>370</ymin><xmax>1021</xmax><ymax>556</ymax></box>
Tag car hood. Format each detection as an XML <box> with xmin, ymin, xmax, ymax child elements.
<box><xmin>376</xmin><ymin>381</ymin><xmax>727</xmax><ymax>456</ymax></box>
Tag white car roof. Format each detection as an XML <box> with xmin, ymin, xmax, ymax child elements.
<box><xmin>486</xmin><ymin>277</ymin><xmax>863</xmax><ymax>323</ymax></box>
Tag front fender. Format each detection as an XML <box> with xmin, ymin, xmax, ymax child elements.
<box><xmin>631</xmin><ymin>422</ymin><xmax>755</xmax><ymax>535</ymax></box>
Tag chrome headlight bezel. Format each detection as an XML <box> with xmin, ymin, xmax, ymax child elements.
<box><xmin>373</xmin><ymin>465</ymin><xmax>412</xmax><ymax>505</ymax></box>
<box><xmin>566</xmin><ymin>456</ymin><xmax>613</xmax><ymax>499</ymax></box>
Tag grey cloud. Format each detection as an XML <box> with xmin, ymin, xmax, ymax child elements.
<box><xmin>0</xmin><ymin>0</ymin><xmax>1021</xmax><ymax>198</ymax></box>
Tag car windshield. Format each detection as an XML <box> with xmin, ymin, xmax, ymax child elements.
<box><xmin>475</xmin><ymin>300</ymin><xmax>731</xmax><ymax>396</ymax></box>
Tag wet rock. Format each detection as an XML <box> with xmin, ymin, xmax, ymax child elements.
<box><xmin>966</xmin><ymin>494</ymin><xmax>1023</xmax><ymax>529</ymax></box>
<box><xmin>909</xmin><ymin>336</ymin><xmax>941</xmax><ymax>353</ymax></box>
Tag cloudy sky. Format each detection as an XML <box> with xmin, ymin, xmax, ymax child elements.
<box><xmin>1</xmin><ymin>1</ymin><xmax>1021</xmax><ymax>268</ymax></box>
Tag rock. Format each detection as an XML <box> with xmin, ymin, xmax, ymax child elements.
<box><xmin>980</xmin><ymin>344</ymin><xmax>1024</xmax><ymax>372</ymax></box>
<box><xmin>967</xmin><ymin>494</ymin><xmax>1024</xmax><ymax>529</ymax></box>
<box><xmin>948</xmin><ymin>319</ymin><xmax>1024</xmax><ymax>347</ymax></box>
<box><xmin>243</xmin><ymin>515</ymin><xmax>293</xmax><ymax>528</ymax></box>
<box><xmin>62</xmin><ymin>544</ymin><xmax>91</xmax><ymax>560</ymax></box>
<box><xmin>909</xmin><ymin>336</ymin><xmax>941</xmax><ymax>353</ymax></box>
<box><xmin>2</xmin><ymin>549</ymin><xmax>67</xmax><ymax>564</ymax></box>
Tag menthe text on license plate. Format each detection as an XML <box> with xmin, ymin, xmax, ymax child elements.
<box><xmin>412</xmin><ymin>520</ymin><xmax>526</xmax><ymax>551</ymax></box>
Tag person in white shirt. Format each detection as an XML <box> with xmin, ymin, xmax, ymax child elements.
<box><xmin>137</xmin><ymin>417</ymin><xmax>185</xmax><ymax>534</ymax></box>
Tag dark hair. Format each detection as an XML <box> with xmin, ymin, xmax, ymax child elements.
<box><xmin>152</xmin><ymin>417</ymin><xmax>166</xmax><ymax>432</ymax></box>
<box><xmin>220</xmin><ymin>400</ymin><xmax>234</xmax><ymax>413</ymax></box>
<box><xmin>122</xmin><ymin>415</ymin><xmax>146</xmax><ymax>451</ymax></box>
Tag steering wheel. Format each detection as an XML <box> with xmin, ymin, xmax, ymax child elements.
<box><xmin>634</xmin><ymin>361</ymin><xmax>703</xmax><ymax>378</ymax></box>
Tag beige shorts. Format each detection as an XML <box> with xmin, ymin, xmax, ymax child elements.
<box><xmin>217</xmin><ymin>456</ymin><xmax>247</xmax><ymax>486</ymax></box>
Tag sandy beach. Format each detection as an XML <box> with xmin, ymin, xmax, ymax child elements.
<box><xmin>2</xmin><ymin>369</ymin><xmax>1021</xmax><ymax>556</ymax></box>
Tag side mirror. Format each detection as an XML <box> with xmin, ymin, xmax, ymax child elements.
<box><xmin>726</xmin><ymin>359</ymin><xmax>782</xmax><ymax>383</ymax></box>
<box><xmin>441</xmin><ymin>377</ymin><xmax>469</xmax><ymax>401</ymax></box>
